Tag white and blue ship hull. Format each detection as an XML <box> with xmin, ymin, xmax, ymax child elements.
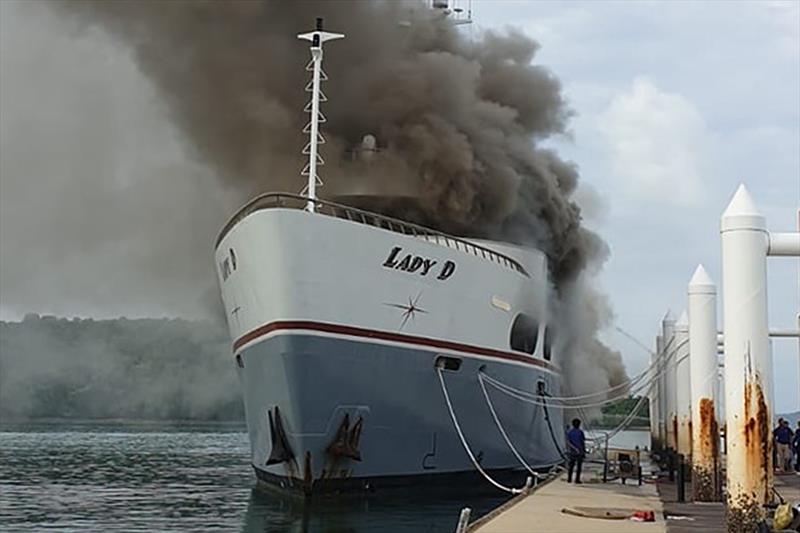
<box><xmin>215</xmin><ymin>194</ymin><xmax>564</xmax><ymax>494</ymax></box>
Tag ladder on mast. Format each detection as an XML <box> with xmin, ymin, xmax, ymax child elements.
<box><xmin>297</xmin><ymin>18</ymin><xmax>344</xmax><ymax>213</ymax></box>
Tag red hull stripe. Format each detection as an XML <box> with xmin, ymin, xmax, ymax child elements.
<box><xmin>233</xmin><ymin>320</ymin><xmax>559</xmax><ymax>373</ymax></box>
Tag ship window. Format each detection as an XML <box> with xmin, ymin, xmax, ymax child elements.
<box><xmin>229</xmin><ymin>248</ymin><xmax>237</xmax><ymax>270</ymax></box>
<box><xmin>510</xmin><ymin>314</ymin><xmax>538</xmax><ymax>355</ymax></box>
<box><xmin>235</xmin><ymin>354</ymin><xmax>244</xmax><ymax>368</ymax></box>
<box><xmin>543</xmin><ymin>327</ymin><xmax>555</xmax><ymax>361</ymax></box>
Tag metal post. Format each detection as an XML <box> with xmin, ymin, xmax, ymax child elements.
<box><xmin>688</xmin><ymin>265</ymin><xmax>721</xmax><ymax>502</ymax></box>
<box><xmin>668</xmin><ymin>451</ymin><xmax>675</xmax><ymax>482</ymax></box>
<box><xmin>721</xmin><ymin>184</ymin><xmax>772</xmax><ymax>531</ymax></box>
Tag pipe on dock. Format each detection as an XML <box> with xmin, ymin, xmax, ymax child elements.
<box><xmin>688</xmin><ymin>264</ymin><xmax>721</xmax><ymax>502</ymax></box>
<box><xmin>767</xmin><ymin>231</ymin><xmax>800</xmax><ymax>256</ymax></box>
<box><xmin>721</xmin><ymin>184</ymin><xmax>773</xmax><ymax>531</ymax></box>
<box><xmin>675</xmin><ymin>312</ymin><xmax>692</xmax><ymax>459</ymax></box>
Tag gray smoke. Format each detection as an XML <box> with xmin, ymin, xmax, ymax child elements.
<box><xmin>13</xmin><ymin>0</ymin><xmax>625</xmax><ymax>394</ymax></box>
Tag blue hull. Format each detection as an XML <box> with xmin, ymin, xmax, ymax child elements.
<box><xmin>237</xmin><ymin>334</ymin><xmax>563</xmax><ymax>493</ymax></box>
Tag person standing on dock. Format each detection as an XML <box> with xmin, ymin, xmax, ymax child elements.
<box><xmin>794</xmin><ymin>421</ymin><xmax>800</xmax><ymax>472</ymax></box>
<box><xmin>566</xmin><ymin>418</ymin><xmax>586</xmax><ymax>483</ymax></box>
<box><xmin>774</xmin><ymin>419</ymin><xmax>793</xmax><ymax>473</ymax></box>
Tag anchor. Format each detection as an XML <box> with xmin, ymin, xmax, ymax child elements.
<box><xmin>326</xmin><ymin>413</ymin><xmax>364</xmax><ymax>461</ymax></box>
<box><xmin>266</xmin><ymin>406</ymin><xmax>296</xmax><ymax>466</ymax></box>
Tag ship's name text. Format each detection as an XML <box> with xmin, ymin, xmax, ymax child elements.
<box><xmin>382</xmin><ymin>246</ymin><xmax>456</xmax><ymax>280</ymax></box>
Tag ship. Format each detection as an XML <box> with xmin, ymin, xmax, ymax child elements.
<box><xmin>213</xmin><ymin>16</ymin><xmax>564</xmax><ymax>495</ymax></box>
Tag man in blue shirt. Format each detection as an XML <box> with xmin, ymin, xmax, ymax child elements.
<box><xmin>566</xmin><ymin>418</ymin><xmax>586</xmax><ymax>483</ymax></box>
<box><xmin>774</xmin><ymin>419</ymin><xmax>793</xmax><ymax>473</ymax></box>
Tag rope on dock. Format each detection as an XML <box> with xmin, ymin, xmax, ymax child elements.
<box><xmin>436</xmin><ymin>368</ymin><xmax>525</xmax><ymax>495</ymax></box>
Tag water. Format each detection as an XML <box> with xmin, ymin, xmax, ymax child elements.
<box><xmin>605</xmin><ymin>429</ymin><xmax>651</xmax><ymax>450</ymax></box>
<box><xmin>0</xmin><ymin>423</ymin><xmax>507</xmax><ymax>532</ymax></box>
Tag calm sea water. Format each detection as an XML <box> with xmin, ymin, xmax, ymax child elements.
<box><xmin>0</xmin><ymin>423</ymin><xmax>649</xmax><ymax>532</ymax></box>
<box><xmin>0</xmin><ymin>423</ymin><xmax>509</xmax><ymax>532</ymax></box>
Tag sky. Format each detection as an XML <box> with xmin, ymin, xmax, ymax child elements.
<box><xmin>473</xmin><ymin>0</ymin><xmax>800</xmax><ymax>413</ymax></box>
<box><xmin>0</xmin><ymin>1</ymin><xmax>798</xmax><ymax>412</ymax></box>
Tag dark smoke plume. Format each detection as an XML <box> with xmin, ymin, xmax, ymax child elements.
<box><xmin>49</xmin><ymin>0</ymin><xmax>625</xmax><ymax>392</ymax></box>
<box><xmin>57</xmin><ymin>0</ymin><xmax>604</xmax><ymax>283</ymax></box>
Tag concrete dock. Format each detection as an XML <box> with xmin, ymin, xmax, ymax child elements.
<box><xmin>470</xmin><ymin>464</ymin><xmax>666</xmax><ymax>532</ymax></box>
<box><xmin>467</xmin><ymin>466</ymin><xmax>800</xmax><ymax>532</ymax></box>
<box><xmin>657</xmin><ymin>472</ymin><xmax>800</xmax><ymax>533</ymax></box>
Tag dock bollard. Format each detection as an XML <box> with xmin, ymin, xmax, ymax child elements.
<box><xmin>668</xmin><ymin>451</ymin><xmax>675</xmax><ymax>482</ymax></box>
<box><xmin>455</xmin><ymin>507</ymin><xmax>471</xmax><ymax>533</ymax></box>
<box><xmin>677</xmin><ymin>454</ymin><xmax>686</xmax><ymax>503</ymax></box>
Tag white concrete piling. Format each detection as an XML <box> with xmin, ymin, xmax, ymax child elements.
<box><xmin>656</xmin><ymin>334</ymin><xmax>667</xmax><ymax>448</ymax></box>
<box><xmin>662</xmin><ymin>314</ymin><xmax>678</xmax><ymax>451</ymax></box>
<box><xmin>674</xmin><ymin>311</ymin><xmax>692</xmax><ymax>458</ymax></box>
<box><xmin>688</xmin><ymin>264</ymin><xmax>721</xmax><ymax>502</ymax></box>
<box><xmin>721</xmin><ymin>184</ymin><xmax>773</xmax><ymax>531</ymax></box>
<box><xmin>648</xmin><ymin>347</ymin><xmax>660</xmax><ymax>448</ymax></box>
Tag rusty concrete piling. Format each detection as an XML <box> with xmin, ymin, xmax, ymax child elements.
<box><xmin>688</xmin><ymin>265</ymin><xmax>721</xmax><ymax>502</ymax></box>
<box><xmin>655</xmin><ymin>334</ymin><xmax>667</xmax><ymax>448</ymax></box>
<box><xmin>648</xmin><ymin>348</ymin><xmax>660</xmax><ymax>449</ymax></box>
<box><xmin>650</xmin><ymin>334</ymin><xmax>667</xmax><ymax>450</ymax></box>
<box><xmin>662</xmin><ymin>314</ymin><xmax>678</xmax><ymax>452</ymax></box>
<box><xmin>674</xmin><ymin>312</ymin><xmax>692</xmax><ymax>459</ymax></box>
<box><xmin>721</xmin><ymin>185</ymin><xmax>773</xmax><ymax>531</ymax></box>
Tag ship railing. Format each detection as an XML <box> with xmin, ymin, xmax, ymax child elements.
<box><xmin>216</xmin><ymin>192</ymin><xmax>529</xmax><ymax>277</ymax></box>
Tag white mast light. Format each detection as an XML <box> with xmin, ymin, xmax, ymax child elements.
<box><xmin>298</xmin><ymin>18</ymin><xmax>344</xmax><ymax>213</ymax></box>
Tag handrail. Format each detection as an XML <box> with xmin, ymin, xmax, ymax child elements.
<box><xmin>215</xmin><ymin>192</ymin><xmax>529</xmax><ymax>277</ymax></box>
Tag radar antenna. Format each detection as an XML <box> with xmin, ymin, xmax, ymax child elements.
<box><xmin>430</xmin><ymin>0</ymin><xmax>473</xmax><ymax>25</ymax></box>
<box><xmin>297</xmin><ymin>18</ymin><xmax>344</xmax><ymax>213</ymax></box>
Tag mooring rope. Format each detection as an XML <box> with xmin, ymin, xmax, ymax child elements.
<box><xmin>481</xmin><ymin>372</ymin><xmax>651</xmax><ymax>409</ymax></box>
<box><xmin>539</xmin><ymin>391</ymin><xmax>569</xmax><ymax>461</ymax></box>
<box><xmin>479</xmin><ymin>370</ymin><xmax>660</xmax><ymax>454</ymax></box>
<box><xmin>479</xmin><ymin>338</ymin><xmax>686</xmax><ymax>410</ymax></box>
<box><xmin>436</xmin><ymin>368</ymin><xmax>525</xmax><ymax>495</ymax></box>
<box><xmin>478</xmin><ymin>373</ymin><xmax>542</xmax><ymax>480</ymax></box>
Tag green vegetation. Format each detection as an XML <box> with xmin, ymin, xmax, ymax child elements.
<box><xmin>591</xmin><ymin>395</ymin><xmax>650</xmax><ymax>428</ymax></box>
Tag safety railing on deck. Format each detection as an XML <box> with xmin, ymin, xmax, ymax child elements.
<box><xmin>215</xmin><ymin>193</ymin><xmax>529</xmax><ymax>277</ymax></box>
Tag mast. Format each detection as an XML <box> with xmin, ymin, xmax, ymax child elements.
<box><xmin>297</xmin><ymin>18</ymin><xmax>344</xmax><ymax>213</ymax></box>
